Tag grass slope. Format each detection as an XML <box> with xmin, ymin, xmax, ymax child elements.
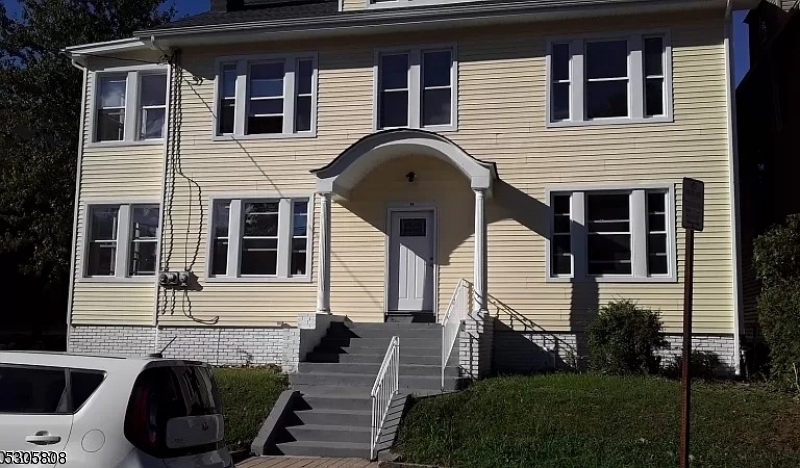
<box><xmin>214</xmin><ymin>367</ymin><xmax>288</xmax><ymax>452</ymax></box>
<box><xmin>395</xmin><ymin>374</ymin><xmax>800</xmax><ymax>468</ymax></box>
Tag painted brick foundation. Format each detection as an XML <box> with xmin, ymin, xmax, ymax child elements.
<box><xmin>492</xmin><ymin>329</ymin><xmax>738</xmax><ymax>374</ymax></box>
<box><xmin>69</xmin><ymin>325</ymin><xmax>293</xmax><ymax>368</ymax></box>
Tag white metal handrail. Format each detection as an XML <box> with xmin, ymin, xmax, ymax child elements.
<box><xmin>442</xmin><ymin>279</ymin><xmax>470</xmax><ymax>390</ymax></box>
<box><xmin>370</xmin><ymin>335</ymin><xmax>399</xmax><ymax>461</ymax></box>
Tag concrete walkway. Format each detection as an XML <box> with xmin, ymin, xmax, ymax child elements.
<box><xmin>238</xmin><ymin>457</ymin><xmax>379</xmax><ymax>468</ymax></box>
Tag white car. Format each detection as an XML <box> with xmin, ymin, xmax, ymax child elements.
<box><xmin>0</xmin><ymin>352</ymin><xmax>234</xmax><ymax>468</ymax></box>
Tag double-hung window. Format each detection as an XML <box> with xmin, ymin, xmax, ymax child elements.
<box><xmin>216</xmin><ymin>54</ymin><xmax>317</xmax><ymax>138</ymax></box>
<box><xmin>208</xmin><ymin>197</ymin><xmax>312</xmax><ymax>281</ymax></box>
<box><xmin>93</xmin><ymin>67</ymin><xmax>167</xmax><ymax>143</ymax></box>
<box><xmin>84</xmin><ymin>203</ymin><xmax>160</xmax><ymax>279</ymax></box>
<box><xmin>547</xmin><ymin>185</ymin><xmax>675</xmax><ymax>282</ymax></box>
<box><xmin>375</xmin><ymin>46</ymin><xmax>456</xmax><ymax>130</ymax></box>
<box><xmin>547</xmin><ymin>32</ymin><xmax>671</xmax><ymax>125</ymax></box>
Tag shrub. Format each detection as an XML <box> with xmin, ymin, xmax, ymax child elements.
<box><xmin>753</xmin><ymin>214</ymin><xmax>800</xmax><ymax>390</ymax></box>
<box><xmin>588</xmin><ymin>299</ymin><xmax>667</xmax><ymax>374</ymax></box>
<box><xmin>663</xmin><ymin>350</ymin><xmax>723</xmax><ymax>380</ymax></box>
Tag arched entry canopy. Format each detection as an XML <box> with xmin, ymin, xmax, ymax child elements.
<box><xmin>311</xmin><ymin>129</ymin><xmax>498</xmax><ymax>199</ymax></box>
<box><xmin>310</xmin><ymin>129</ymin><xmax>495</xmax><ymax>317</ymax></box>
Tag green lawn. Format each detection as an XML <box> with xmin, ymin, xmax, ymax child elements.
<box><xmin>394</xmin><ymin>374</ymin><xmax>800</xmax><ymax>468</ymax></box>
<box><xmin>214</xmin><ymin>367</ymin><xmax>288</xmax><ymax>452</ymax></box>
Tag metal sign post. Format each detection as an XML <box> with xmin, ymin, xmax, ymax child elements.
<box><xmin>679</xmin><ymin>177</ymin><xmax>704</xmax><ymax>468</ymax></box>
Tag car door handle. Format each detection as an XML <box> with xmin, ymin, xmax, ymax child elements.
<box><xmin>25</xmin><ymin>434</ymin><xmax>61</xmax><ymax>445</ymax></box>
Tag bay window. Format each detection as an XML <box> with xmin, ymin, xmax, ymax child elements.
<box><xmin>547</xmin><ymin>185</ymin><xmax>675</xmax><ymax>282</ymax></box>
<box><xmin>208</xmin><ymin>196</ymin><xmax>312</xmax><ymax>281</ymax></box>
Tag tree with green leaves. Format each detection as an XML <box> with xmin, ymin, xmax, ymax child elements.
<box><xmin>0</xmin><ymin>0</ymin><xmax>174</xmax><ymax>343</ymax></box>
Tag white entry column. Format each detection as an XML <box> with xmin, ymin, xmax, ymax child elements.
<box><xmin>473</xmin><ymin>188</ymin><xmax>488</xmax><ymax>314</ymax></box>
<box><xmin>317</xmin><ymin>192</ymin><xmax>332</xmax><ymax>314</ymax></box>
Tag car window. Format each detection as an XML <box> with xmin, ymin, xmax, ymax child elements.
<box><xmin>0</xmin><ymin>365</ymin><xmax>68</xmax><ymax>414</ymax></box>
<box><xmin>125</xmin><ymin>365</ymin><xmax>223</xmax><ymax>457</ymax></box>
<box><xmin>70</xmin><ymin>370</ymin><xmax>106</xmax><ymax>411</ymax></box>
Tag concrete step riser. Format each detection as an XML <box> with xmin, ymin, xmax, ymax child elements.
<box><xmin>341</xmin><ymin>324</ymin><xmax>442</xmax><ymax>331</ymax></box>
<box><xmin>313</xmin><ymin>344</ymin><xmax>441</xmax><ymax>356</ymax></box>
<box><xmin>320</xmin><ymin>337</ymin><xmax>440</xmax><ymax>348</ymax></box>
<box><xmin>306</xmin><ymin>352</ymin><xmax>453</xmax><ymax>366</ymax></box>
<box><xmin>274</xmin><ymin>442</ymin><xmax>370</xmax><ymax>459</ymax></box>
<box><xmin>290</xmin><ymin>372</ymin><xmax>462</xmax><ymax>391</ymax></box>
<box><xmin>295</xmin><ymin>411</ymin><xmax>372</xmax><ymax>426</ymax></box>
<box><xmin>298</xmin><ymin>362</ymin><xmax>460</xmax><ymax>377</ymax></box>
<box><xmin>286</xmin><ymin>426</ymin><xmax>371</xmax><ymax>444</ymax></box>
<box><xmin>326</xmin><ymin>330</ymin><xmax>442</xmax><ymax>340</ymax></box>
<box><xmin>301</xmin><ymin>395</ymin><xmax>372</xmax><ymax>410</ymax></box>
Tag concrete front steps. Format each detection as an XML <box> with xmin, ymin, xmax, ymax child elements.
<box><xmin>267</xmin><ymin>322</ymin><xmax>463</xmax><ymax>459</ymax></box>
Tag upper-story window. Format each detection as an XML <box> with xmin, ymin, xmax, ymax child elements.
<box><xmin>547</xmin><ymin>32</ymin><xmax>671</xmax><ymax>126</ymax></box>
<box><xmin>93</xmin><ymin>68</ymin><xmax>167</xmax><ymax>143</ymax></box>
<box><xmin>375</xmin><ymin>46</ymin><xmax>457</xmax><ymax>131</ymax></box>
<box><xmin>215</xmin><ymin>54</ymin><xmax>317</xmax><ymax>139</ymax></box>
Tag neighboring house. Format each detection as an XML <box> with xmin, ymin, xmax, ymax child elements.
<box><xmin>737</xmin><ymin>0</ymin><xmax>800</xmax><ymax>351</ymax></box>
<box><xmin>64</xmin><ymin>0</ymin><xmax>752</xmax><ymax>376</ymax></box>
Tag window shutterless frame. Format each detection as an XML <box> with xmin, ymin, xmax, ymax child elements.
<box><xmin>373</xmin><ymin>44</ymin><xmax>458</xmax><ymax>132</ymax></box>
<box><xmin>88</xmin><ymin>64</ymin><xmax>168</xmax><ymax>146</ymax></box>
<box><xmin>212</xmin><ymin>53</ymin><xmax>318</xmax><ymax>140</ymax></box>
<box><xmin>545</xmin><ymin>183</ymin><xmax>677</xmax><ymax>283</ymax></box>
<box><xmin>545</xmin><ymin>30</ymin><xmax>672</xmax><ymax>128</ymax></box>
<box><xmin>205</xmin><ymin>194</ymin><xmax>314</xmax><ymax>283</ymax></box>
<box><xmin>80</xmin><ymin>200</ymin><xmax>161</xmax><ymax>283</ymax></box>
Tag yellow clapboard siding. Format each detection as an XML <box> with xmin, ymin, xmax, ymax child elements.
<box><xmin>71</xmin><ymin>11</ymin><xmax>735</xmax><ymax>335</ymax></box>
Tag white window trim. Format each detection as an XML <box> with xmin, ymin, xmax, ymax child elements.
<box><xmin>204</xmin><ymin>193</ymin><xmax>314</xmax><ymax>283</ymax></box>
<box><xmin>366</xmin><ymin>0</ymin><xmax>478</xmax><ymax>9</ymax></box>
<box><xmin>545</xmin><ymin>183</ymin><xmax>677</xmax><ymax>283</ymax></box>
<box><xmin>373</xmin><ymin>44</ymin><xmax>458</xmax><ymax>132</ymax></box>
<box><xmin>212</xmin><ymin>53</ymin><xmax>318</xmax><ymax>141</ymax></box>
<box><xmin>79</xmin><ymin>200</ymin><xmax>161</xmax><ymax>283</ymax></box>
<box><xmin>545</xmin><ymin>30</ymin><xmax>673</xmax><ymax>128</ymax></box>
<box><xmin>87</xmin><ymin>64</ymin><xmax>167</xmax><ymax>147</ymax></box>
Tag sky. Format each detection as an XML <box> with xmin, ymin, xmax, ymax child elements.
<box><xmin>5</xmin><ymin>0</ymin><xmax>752</xmax><ymax>83</ymax></box>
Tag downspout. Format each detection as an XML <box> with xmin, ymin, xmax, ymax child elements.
<box><xmin>724</xmin><ymin>0</ymin><xmax>744</xmax><ymax>375</ymax></box>
<box><xmin>66</xmin><ymin>57</ymin><xmax>88</xmax><ymax>351</ymax></box>
<box><xmin>149</xmin><ymin>36</ymin><xmax>173</xmax><ymax>352</ymax></box>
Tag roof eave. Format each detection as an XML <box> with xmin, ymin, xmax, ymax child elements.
<box><xmin>135</xmin><ymin>0</ymin><xmax>728</xmax><ymax>47</ymax></box>
<box><xmin>63</xmin><ymin>37</ymin><xmax>152</xmax><ymax>65</ymax></box>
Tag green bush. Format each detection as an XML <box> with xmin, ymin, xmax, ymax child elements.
<box><xmin>663</xmin><ymin>350</ymin><xmax>723</xmax><ymax>380</ymax></box>
<box><xmin>753</xmin><ymin>214</ymin><xmax>800</xmax><ymax>390</ymax></box>
<box><xmin>588</xmin><ymin>299</ymin><xmax>667</xmax><ymax>374</ymax></box>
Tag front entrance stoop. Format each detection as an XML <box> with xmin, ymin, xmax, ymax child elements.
<box><xmin>255</xmin><ymin>321</ymin><xmax>464</xmax><ymax>459</ymax></box>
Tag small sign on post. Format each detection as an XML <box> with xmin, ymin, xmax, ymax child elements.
<box><xmin>679</xmin><ymin>177</ymin><xmax>704</xmax><ymax>468</ymax></box>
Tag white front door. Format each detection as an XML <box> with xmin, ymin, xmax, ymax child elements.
<box><xmin>388</xmin><ymin>210</ymin><xmax>435</xmax><ymax>312</ymax></box>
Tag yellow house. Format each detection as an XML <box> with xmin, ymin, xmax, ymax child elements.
<box><xmin>64</xmin><ymin>0</ymin><xmax>751</xmax><ymax>381</ymax></box>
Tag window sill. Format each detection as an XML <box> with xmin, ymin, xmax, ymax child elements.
<box><xmin>78</xmin><ymin>276</ymin><xmax>155</xmax><ymax>284</ymax></box>
<box><xmin>546</xmin><ymin>275</ymin><xmax>677</xmax><ymax>284</ymax></box>
<box><xmin>86</xmin><ymin>139</ymin><xmax>164</xmax><ymax>149</ymax></box>
<box><xmin>212</xmin><ymin>132</ymin><xmax>317</xmax><ymax>142</ymax></box>
<box><xmin>205</xmin><ymin>275</ymin><xmax>312</xmax><ymax>284</ymax></box>
<box><xmin>547</xmin><ymin>115</ymin><xmax>673</xmax><ymax>128</ymax></box>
